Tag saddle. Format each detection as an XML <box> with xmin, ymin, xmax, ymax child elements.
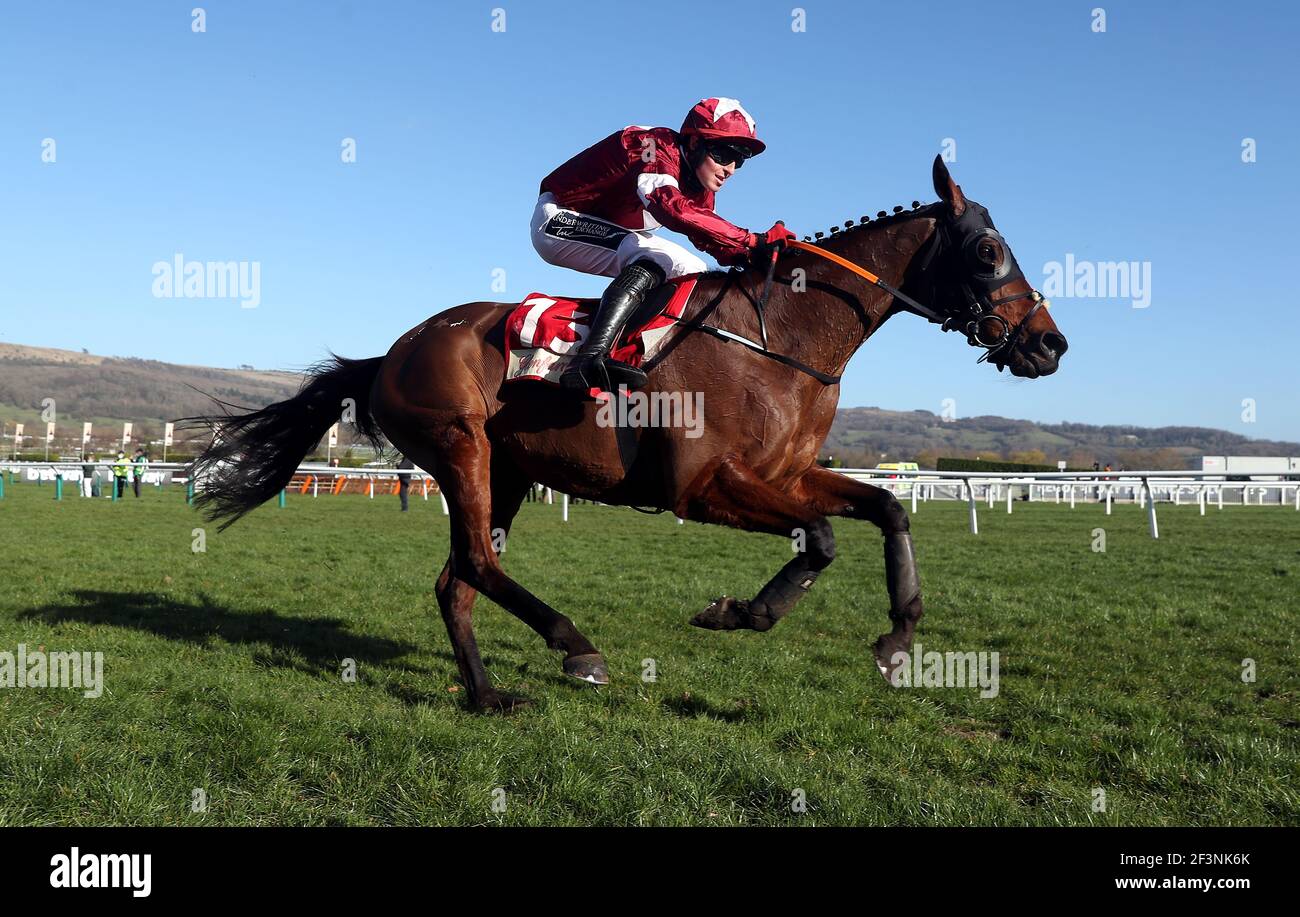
<box><xmin>503</xmin><ymin>277</ymin><xmax>697</xmax><ymax>386</ymax></box>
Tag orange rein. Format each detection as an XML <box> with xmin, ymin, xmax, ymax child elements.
<box><xmin>779</xmin><ymin>238</ymin><xmax>950</xmax><ymax>325</ymax></box>
<box><xmin>784</xmin><ymin>239</ymin><xmax>883</xmax><ymax>286</ymax></box>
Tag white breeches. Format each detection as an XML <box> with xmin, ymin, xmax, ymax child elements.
<box><xmin>530</xmin><ymin>193</ymin><xmax>707</xmax><ymax>280</ymax></box>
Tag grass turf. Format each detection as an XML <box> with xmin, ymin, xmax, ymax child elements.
<box><xmin>1</xmin><ymin>479</ymin><xmax>1297</xmax><ymax>825</ymax></box>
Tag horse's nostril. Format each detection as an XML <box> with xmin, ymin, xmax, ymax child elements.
<box><xmin>1041</xmin><ymin>332</ymin><xmax>1068</xmax><ymax>358</ymax></box>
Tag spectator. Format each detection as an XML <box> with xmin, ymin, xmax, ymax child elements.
<box><xmin>131</xmin><ymin>448</ymin><xmax>148</xmax><ymax>498</ymax></box>
<box><xmin>81</xmin><ymin>453</ymin><xmax>96</xmax><ymax>498</ymax></box>
<box><xmin>396</xmin><ymin>455</ymin><xmax>416</xmax><ymax>511</ymax></box>
<box><xmin>112</xmin><ymin>451</ymin><xmax>130</xmax><ymax>498</ymax></box>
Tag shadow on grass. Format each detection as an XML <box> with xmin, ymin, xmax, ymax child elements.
<box><xmin>18</xmin><ymin>589</ymin><xmax>421</xmax><ymax>678</ymax></box>
<box><xmin>662</xmin><ymin>692</ymin><xmax>761</xmax><ymax>723</ymax></box>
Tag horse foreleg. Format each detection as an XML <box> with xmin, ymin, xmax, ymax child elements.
<box><xmin>676</xmin><ymin>456</ymin><xmax>836</xmax><ymax>632</ymax></box>
<box><xmin>793</xmin><ymin>465</ymin><xmax>923</xmax><ymax>683</ymax></box>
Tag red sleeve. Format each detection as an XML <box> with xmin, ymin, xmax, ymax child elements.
<box><xmin>634</xmin><ymin>130</ymin><xmax>753</xmax><ymax>265</ymax></box>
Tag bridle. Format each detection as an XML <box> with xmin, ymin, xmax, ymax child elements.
<box><xmin>680</xmin><ymin>204</ymin><xmax>1050</xmax><ymax>387</ymax></box>
<box><xmin>907</xmin><ymin>207</ymin><xmax>1049</xmax><ymax>367</ymax></box>
<box><xmin>783</xmin><ymin>204</ymin><xmax>1049</xmax><ymax>370</ymax></box>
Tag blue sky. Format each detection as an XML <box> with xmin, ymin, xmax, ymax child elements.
<box><xmin>2</xmin><ymin>0</ymin><xmax>1297</xmax><ymax>440</ymax></box>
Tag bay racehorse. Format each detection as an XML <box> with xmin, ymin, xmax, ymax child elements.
<box><xmin>184</xmin><ymin>157</ymin><xmax>1067</xmax><ymax>711</ymax></box>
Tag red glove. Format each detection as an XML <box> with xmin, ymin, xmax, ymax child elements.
<box><xmin>753</xmin><ymin>221</ymin><xmax>797</xmax><ymax>248</ymax></box>
<box><xmin>738</xmin><ymin>221</ymin><xmax>795</xmax><ymax>267</ymax></box>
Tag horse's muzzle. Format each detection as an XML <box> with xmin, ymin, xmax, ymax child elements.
<box><xmin>1008</xmin><ymin>331</ymin><xmax>1067</xmax><ymax>378</ymax></box>
<box><xmin>1032</xmin><ymin>331</ymin><xmax>1068</xmax><ymax>376</ymax></box>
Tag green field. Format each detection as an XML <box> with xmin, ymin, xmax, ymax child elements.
<box><xmin>1</xmin><ymin>479</ymin><xmax>1297</xmax><ymax>826</ymax></box>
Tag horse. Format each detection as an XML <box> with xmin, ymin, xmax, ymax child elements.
<box><xmin>184</xmin><ymin>156</ymin><xmax>1068</xmax><ymax>712</ymax></box>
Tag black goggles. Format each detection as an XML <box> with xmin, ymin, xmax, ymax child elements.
<box><xmin>705</xmin><ymin>141</ymin><xmax>752</xmax><ymax>168</ymax></box>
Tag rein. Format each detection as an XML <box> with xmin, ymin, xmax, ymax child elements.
<box><xmin>787</xmin><ymin>232</ymin><xmax>1049</xmax><ymax>369</ymax></box>
<box><xmin>670</xmin><ymin>212</ymin><xmax>1048</xmax><ymax>385</ymax></box>
<box><xmin>670</xmin><ymin>272</ymin><xmax>843</xmax><ymax>385</ymax></box>
<box><xmin>784</xmin><ymin>240</ymin><xmax>945</xmax><ymax>323</ymax></box>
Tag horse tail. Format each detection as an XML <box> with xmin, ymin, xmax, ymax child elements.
<box><xmin>178</xmin><ymin>354</ymin><xmax>386</xmax><ymax>530</ymax></box>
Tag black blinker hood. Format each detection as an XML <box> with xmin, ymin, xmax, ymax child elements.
<box><xmin>945</xmin><ymin>201</ymin><xmax>1026</xmax><ymax>295</ymax></box>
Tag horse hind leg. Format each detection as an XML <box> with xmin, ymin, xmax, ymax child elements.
<box><xmin>433</xmin><ymin>557</ymin><xmax>517</xmax><ymax>711</ymax></box>
<box><xmin>426</xmin><ymin>419</ymin><xmax>608</xmax><ymax>703</ymax></box>
<box><xmin>430</xmin><ymin>457</ymin><xmax>527</xmax><ymax>711</ymax></box>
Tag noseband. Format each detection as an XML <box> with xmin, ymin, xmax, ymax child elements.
<box><xmin>943</xmin><ymin>280</ymin><xmax>1047</xmax><ymax>366</ymax></box>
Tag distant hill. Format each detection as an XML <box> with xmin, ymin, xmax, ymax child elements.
<box><xmin>824</xmin><ymin>407</ymin><xmax>1300</xmax><ymax>470</ymax></box>
<box><xmin>2</xmin><ymin>342</ymin><xmax>1296</xmax><ymax>468</ymax></box>
<box><xmin>0</xmin><ymin>342</ymin><xmax>303</xmax><ymax>456</ymax></box>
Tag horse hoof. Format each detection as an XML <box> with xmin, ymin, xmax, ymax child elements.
<box><xmin>692</xmin><ymin>596</ymin><xmax>752</xmax><ymax>631</ymax></box>
<box><xmin>873</xmin><ymin>636</ymin><xmax>908</xmax><ymax>686</ymax></box>
<box><xmin>563</xmin><ymin>653</ymin><xmax>610</xmax><ymax>685</ymax></box>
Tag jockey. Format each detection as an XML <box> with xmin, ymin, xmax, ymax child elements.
<box><xmin>532</xmin><ymin>97</ymin><xmax>796</xmax><ymax>395</ymax></box>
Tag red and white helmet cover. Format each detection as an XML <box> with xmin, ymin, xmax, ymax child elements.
<box><xmin>679</xmin><ymin>97</ymin><xmax>766</xmax><ymax>155</ymax></box>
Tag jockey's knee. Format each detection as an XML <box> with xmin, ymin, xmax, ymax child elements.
<box><xmin>668</xmin><ymin>251</ymin><xmax>708</xmax><ymax>278</ymax></box>
<box><xmin>619</xmin><ymin>249</ymin><xmax>673</xmax><ymax>279</ymax></box>
<box><xmin>618</xmin><ymin>237</ymin><xmax>705</xmax><ymax>279</ymax></box>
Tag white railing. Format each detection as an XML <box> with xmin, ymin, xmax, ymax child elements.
<box><xmin>831</xmin><ymin>468</ymin><xmax>1299</xmax><ymax>538</ymax></box>
<box><xmin>6</xmin><ymin>461</ymin><xmax>1297</xmax><ymax>539</ymax></box>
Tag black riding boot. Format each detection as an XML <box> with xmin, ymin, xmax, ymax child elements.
<box><xmin>559</xmin><ymin>260</ymin><xmax>664</xmax><ymax>395</ymax></box>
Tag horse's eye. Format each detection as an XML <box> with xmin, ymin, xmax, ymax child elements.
<box><xmin>977</xmin><ymin>240</ymin><xmax>1001</xmax><ymax>264</ymax></box>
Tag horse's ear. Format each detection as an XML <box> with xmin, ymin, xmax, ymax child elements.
<box><xmin>932</xmin><ymin>155</ymin><xmax>967</xmax><ymax>218</ymax></box>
